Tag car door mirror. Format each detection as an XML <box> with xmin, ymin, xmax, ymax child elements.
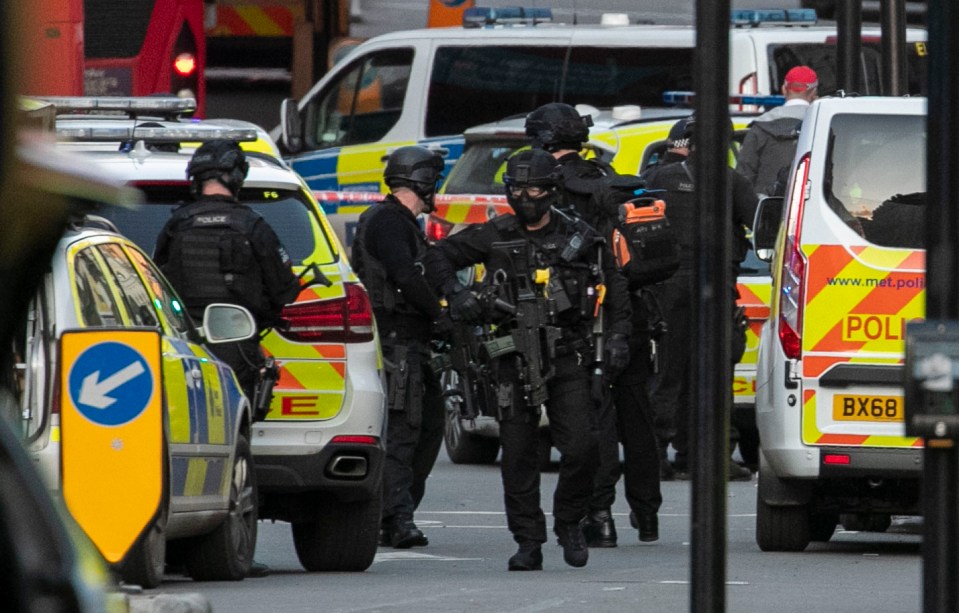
<box><xmin>201</xmin><ymin>304</ymin><xmax>257</xmax><ymax>343</ymax></box>
<box><xmin>753</xmin><ymin>195</ymin><xmax>784</xmax><ymax>262</ymax></box>
<box><xmin>280</xmin><ymin>98</ymin><xmax>303</xmax><ymax>154</ymax></box>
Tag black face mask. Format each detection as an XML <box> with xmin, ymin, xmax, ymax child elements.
<box><xmin>508</xmin><ymin>189</ymin><xmax>557</xmax><ymax>225</ymax></box>
<box><xmin>412</xmin><ymin>180</ymin><xmax>438</xmax><ymax>213</ymax></box>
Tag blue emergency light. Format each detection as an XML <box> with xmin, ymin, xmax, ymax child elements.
<box><xmin>730</xmin><ymin>8</ymin><xmax>817</xmax><ymax>27</ymax></box>
<box><xmin>662</xmin><ymin>91</ymin><xmax>786</xmax><ymax>108</ymax></box>
<box><xmin>463</xmin><ymin>6</ymin><xmax>553</xmax><ymax>28</ymax></box>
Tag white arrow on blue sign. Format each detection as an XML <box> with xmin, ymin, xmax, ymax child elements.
<box><xmin>67</xmin><ymin>341</ymin><xmax>154</xmax><ymax>426</ymax></box>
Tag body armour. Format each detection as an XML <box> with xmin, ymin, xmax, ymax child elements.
<box><xmin>160</xmin><ymin>198</ymin><xmax>269</xmax><ymax>319</ymax></box>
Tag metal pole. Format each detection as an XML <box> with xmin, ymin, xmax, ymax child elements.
<box><xmin>880</xmin><ymin>0</ymin><xmax>907</xmax><ymax>95</ymax></box>
<box><xmin>692</xmin><ymin>0</ymin><xmax>729</xmax><ymax>610</ymax></box>
<box><xmin>923</xmin><ymin>0</ymin><xmax>959</xmax><ymax>608</ymax></box>
<box><xmin>836</xmin><ymin>0</ymin><xmax>863</xmax><ymax>93</ymax></box>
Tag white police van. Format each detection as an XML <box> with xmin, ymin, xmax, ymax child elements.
<box><xmin>278</xmin><ymin>7</ymin><xmax>927</xmax><ymax>229</ymax></box>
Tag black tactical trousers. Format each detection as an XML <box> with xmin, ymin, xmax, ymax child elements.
<box><xmin>591</xmin><ymin>333</ymin><xmax>663</xmax><ymax>517</ymax></box>
<box><xmin>498</xmin><ymin>353</ymin><xmax>600</xmax><ymax>544</ymax></box>
<box><xmin>381</xmin><ymin>336</ymin><xmax>445</xmax><ymax>523</ymax></box>
<box><xmin>648</xmin><ymin>271</ymin><xmax>693</xmax><ymax>468</ymax></box>
<box><xmin>208</xmin><ymin>337</ymin><xmax>264</xmax><ymax>401</ymax></box>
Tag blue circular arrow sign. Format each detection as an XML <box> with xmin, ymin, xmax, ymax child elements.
<box><xmin>68</xmin><ymin>341</ymin><xmax>154</xmax><ymax>426</ymax></box>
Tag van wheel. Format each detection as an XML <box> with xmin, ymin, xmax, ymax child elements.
<box><xmin>841</xmin><ymin>513</ymin><xmax>892</xmax><ymax>533</ymax></box>
<box><xmin>809</xmin><ymin>513</ymin><xmax>839</xmax><ymax>542</ymax></box>
<box><xmin>292</xmin><ymin>495</ymin><xmax>381</xmax><ymax>571</ymax></box>
<box><xmin>119</xmin><ymin>503</ymin><xmax>168</xmax><ymax>589</ymax></box>
<box><xmin>186</xmin><ymin>435</ymin><xmax>257</xmax><ymax>581</ymax></box>
<box><xmin>444</xmin><ymin>408</ymin><xmax>499</xmax><ymax>464</ymax></box>
<box><xmin>756</xmin><ymin>496</ymin><xmax>810</xmax><ymax>552</ymax></box>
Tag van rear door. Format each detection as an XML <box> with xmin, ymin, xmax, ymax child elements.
<box><xmin>797</xmin><ymin>98</ymin><xmax>926</xmax><ymax>452</ymax></box>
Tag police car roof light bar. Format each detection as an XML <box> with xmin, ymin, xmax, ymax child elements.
<box><xmin>55</xmin><ymin>126</ymin><xmax>259</xmax><ymax>144</ymax></box>
<box><xmin>463</xmin><ymin>6</ymin><xmax>553</xmax><ymax>28</ymax></box>
<box><xmin>730</xmin><ymin>8</ymin><xmax>817</xmax><ymax>27</ymax></box>
<box><xmin>33</xmin><ymin>96</ymin><xmax>198</xmax><ymax>118</ymax></box>
<box><xmin>662</xmin><ymin>91</ymin><xmax>786</xmax><ymax>108</ymax></box>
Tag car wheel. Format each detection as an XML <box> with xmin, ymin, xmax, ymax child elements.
<box><xmin>186</xmin><ymin>434</ymin><xmax>257</xmax><ymax>581</ymax></box>
<box><xmin>119</xmin><ymin>502</ymin><xmax>167</xmax><ymax>589</ymax></box>
<box><xmin>443</xmin><ymin>407</ymin><xmax>499</xmax><ymax>465</ymax></box>
<box><xmin>292</xmin><ymin>495</ymin><xmax>381</xmax><ymax>571</ymax></box>
<box><xmin>809</xmin><ymin>512</ymin><xmax>839</xmax><ymax>542</ymax></box>
<box><xmin>756</xmin><ymin>496</ymin><xmax>811</xmax><ymax>552</ymax></box>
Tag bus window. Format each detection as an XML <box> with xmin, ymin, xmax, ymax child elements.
<box><xmin>83</xmin><ymin>0</ymin><xmax>206</xmax><ymax>115</ymax></box>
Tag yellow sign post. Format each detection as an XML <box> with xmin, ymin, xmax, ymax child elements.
<box><xmin>60</xmin><ymin>329</ymin><xmax>163</xmax><ymax>564</ymax></box>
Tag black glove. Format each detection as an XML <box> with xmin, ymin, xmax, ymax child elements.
<box><xmin>432</xmin><ymin>311</ymin><xmax>455</xmax><ymax>344</ymax></box>
<box><xmin>447</xmin><ymin>283</ymin><xmax>483</xmax><ymax>322</ymax></box>
<box><xmin>604</xmin><ymin>333</ymin><xmax>631</xmax><ymax>375</ymax></box>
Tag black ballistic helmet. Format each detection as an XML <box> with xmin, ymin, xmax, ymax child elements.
<box><xmin>667</xmin><ymin>115</ymin><xmax>696</xmax><ymax>149</ymax></box>
<box><xmin>503</xmin><ymin>149</ymin><xmax>560</xmax><ymax>225</ymax></box>
<box><xmin>525</xmin><ymin>103</ymin><xmax>593</xmax><ymax>152</ymax></box>
<box><xmin>186</xmin><ymin>139</ymin><xmax>249</xmax><ymax>197</ymax></box>
<box><xmin>384</xmin><ymin>145</ymin><xmax>445</xmax><ymax>212</ymax></box>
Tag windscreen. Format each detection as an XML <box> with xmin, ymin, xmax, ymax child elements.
<box><xmin>824</xmin><ymin>113</ymin><xmax>926</xmax><ymax>249</ymax></box>
<box><xmin>442</xmin><ymin>140</ymin><xmax>527</xmax><ymax>195</ymax></box>
<box><xmin>96</xmin><ymin>184</ymin><xmax>336</xmax><ymax>265</ymax></box>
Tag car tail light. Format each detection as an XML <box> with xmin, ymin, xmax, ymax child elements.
<box><xmin>280</xmin><ymin>282</ymin><xmax>374</xmax><ymax>343</ymax></box>
<box><xmin>426</xmin><ymin>215</ymin><xmax>454</xmax><ymax>243</ymax></box>
<box><xmin>331</xmin><ymin>435</ymin><xmax>379</xmax><ymax>445</ymax></box>
<box><xmin>173</xmin><ymin>53</ymin><xmax>197</xmax><ymax>77</ymax></box>
<box><xmin>823</xmin><ymin>453</ymin><xmax>851</xmax><ymax>465</ymax></box>
<box><xmin>778</xmin><ymin>153</ymin><xmax>810</xmax><ymax>360</ymax></box>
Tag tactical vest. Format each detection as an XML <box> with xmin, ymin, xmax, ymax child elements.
<box><xmin>489</xmin><ymin>213</ymin><xmax>601</xmax><ymax>331</ymax></box>
<box><xmin>162</xmin><ymin>199</ymin><xmax>269</xmax><ymax>319</ymax></box>
<box><xmin>556</xmin><ymin>157</ymin><xmax>645</xmax><ymax>234</ymax></box>
<box><xmin>352</xmin><ymin>201</ymin><xmax>426</xmax><ymax>317</ymax></box>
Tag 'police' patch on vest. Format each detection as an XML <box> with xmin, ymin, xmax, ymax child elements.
<box><xmin>196</xmin><ymin>215</ymin><xmax>228</xmax><ymax>224</ymax></box>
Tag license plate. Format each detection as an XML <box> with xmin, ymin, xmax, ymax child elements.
<box><xmin>832</xmin><ymin>394</ymin><xmax>903</xmax><ymax>422</ymax></box>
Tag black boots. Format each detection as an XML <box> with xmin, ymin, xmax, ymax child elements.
<box><xmin>582</xmin><ymin>509</ymin><xmax>618</xmax><ymax>548</ymax></box>
<box><xmin>508</xmin><ymin>541</ymin><xmax>543</xmax><ymax>571</ymax></box>
<box><xmin>629</xmin><ymin>511</ymin><xmax>659</xmax><ymax>542</ymax></box>
<box><xmin>383</xmin><ymin>516</ymin><xmax>428</xmax><ymax>549</ymax></box>
<box><xmin>554</xmin><ymin>521</ymin><xmax>589</xmax><ymax>567</ymax></box>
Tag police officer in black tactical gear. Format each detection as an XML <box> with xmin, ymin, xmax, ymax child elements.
<box><xmin>423</xmin><ymin>149</ymin><xmax>632</xmax><ymax>571</ymax></box>
<box><xmin>526</xmin><ymin>102</ymin><xmax>664</xmax><ymax>548</ymax></box>
<box><xmin>641</xmin><ymin>116</ymin><xmax>758</xmax><ymax>482</ymax></box>
<box><xmin>351</xmin><ymin>145</ymin><xmax>446</xmax><ymax>549</ymax></box>
<box><xmin>155</xmin><ymin>139</ymin><xmax>300</xmax><ymax>415</ymax></box>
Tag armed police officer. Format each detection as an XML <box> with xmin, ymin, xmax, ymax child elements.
<box><xmin>351</xmin><ymin>146</ymin><xmax>446</xmax><ymax>549</ymax></box>
<box><xmin>424</xmin><ymin>149</ymin><xmax>632</xmax><ymax>570</ymax></box>
<box><xmin>642</xmin><ymin>116</ymin><xmax>758</xmax><ymax>480</ymax></box>
<box><xmin>525</xmin><ymin>102</ymin><xmax>664</xmax><ymax>547</ymax></box>
<box><xmin>155</xmin><ymin>139</ymin><xmax>300</xmax><ymax>416</ymax></box>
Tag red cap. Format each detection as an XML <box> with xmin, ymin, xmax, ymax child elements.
<box><xmin>783</xmin><ymin>66</ymin><xmax>818</xmax><ymax>92</ymax></box>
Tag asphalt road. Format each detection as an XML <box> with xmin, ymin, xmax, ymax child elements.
<box><xmin>159</xmin><ymin>446</ymin><xmax>922</xmax><ymax>612</ymax></box>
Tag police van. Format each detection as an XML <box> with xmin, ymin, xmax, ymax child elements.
<box><xmin>752</xmin><ymin>95</ymin><xmax>926</xmax><ymax>551</ymax></box>
<box><xmin>277</xmin><ymin>7</ymin><xmax>927</xmax><ymax>222</ymax></box>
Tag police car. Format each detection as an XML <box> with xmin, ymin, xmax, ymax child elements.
<box><xmin>752</xmin><ymin>95</ymin><xmax>926</xmax><ymax>551</ymax></box>
<box><xmin>13</xmin><ymin>197</ymin><xmax>260</xmax><ymax>587</ymax></box>
<box><xmin>44</xmin><ymin>96</ymin><xmax>387</xmax><ymax>572</ymax></box>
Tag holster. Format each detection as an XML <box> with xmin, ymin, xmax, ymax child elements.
<box><xmin>252</xmin><ymin>357</ymin><xmax>279</xmax><ymax>422</ymax></box>
<box><xmin>385</xmin><ymin>343</ymin><xmax>424</xmax><ymax>427</ymax></box>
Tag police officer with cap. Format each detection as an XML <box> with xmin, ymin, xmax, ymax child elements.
<box><xmin>424</xmin><ymin>148</ymin><xmax>632</xmax><ymax>571</ymax></box>
<box><xmin>351</xmin><ymin>145</ymin><xmax>446</xmax><ymax>549</ymax></box>
<box><xmin>155</xmin><ymin>139</ymin><xmax>300</xmax><ymax>413</ymax></box>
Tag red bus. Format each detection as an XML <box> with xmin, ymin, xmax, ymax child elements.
<box><xmin>83</xmin><ymin>0</ymin><xmax>206</xmax><ymax>115</ymax></box>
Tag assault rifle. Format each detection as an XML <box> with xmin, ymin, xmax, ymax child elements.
<box><xmin>482</xmin><ymin>240</ymin><xmax>561</xmax><ymax>409</ymax></box>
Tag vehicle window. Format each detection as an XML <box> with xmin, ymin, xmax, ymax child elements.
<box><xmin>96</xmin><ymin>243</ymin><xmax>160</xmax><ymax>328</ymax></box>
<box><xmin>769</xmin><ymin>42</ymin><xmax>927</xmax><ymax>96</ymax></box>
<box><xmin>306</xmin><ymin>48</ymin><xmax>413</xmax><ymax>148</ymax></box>
<box><xmin>74</xmin><ymin>248</ymin><xmax>123</xmax><ymax>327</ymax></box>
<box><xmin>99</xmin><ymin>184</ymin><xmax>335</xmax><ymax>266</ymax></box>
<box><xmin>124</xmin><ymin>246</ymin><xmax>193</xmax><ymax>336</ymax></box>
<box><xmin>739</xmin><ymin>244</ymin><xmax>771</xmax><ymax>277</ymax></box>
<box><xmin>824</xmin><ymin>113</ymin><xmax>926</xmax><ymax>249</ymax></box>
<box><xmin>426</xmin><ymin>46</ymin><xmax>568</xmax><ymax>137</ymax></box>
<box><xmin>443</xmin><ymin>141</ymin><xmax>528</xmax><ymax>195</ymax></box>
<box><xmin>563</xmin><ymin>47</ymin><xmax>694</xmax><ymax>109</ymax></box>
